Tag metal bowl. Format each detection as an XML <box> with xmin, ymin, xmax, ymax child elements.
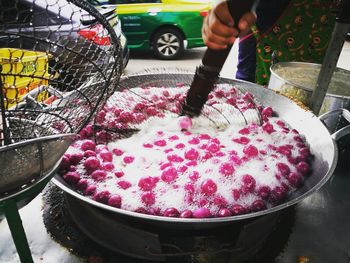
<box><xmin>268</xmin><ymin>62</ymin><xmax>350</xmax><ymax>115</ymax></box>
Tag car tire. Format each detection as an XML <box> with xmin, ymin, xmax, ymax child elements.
<box><xmin>152</xmin><ymin>28</ymin><xmax>184</xmax><ymax>60</ymax></box>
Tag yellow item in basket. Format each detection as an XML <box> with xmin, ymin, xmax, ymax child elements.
<box><xmin>0</xmin><ymin>48</ymin><xmax>51</xmax><ymax>108</ymax></box>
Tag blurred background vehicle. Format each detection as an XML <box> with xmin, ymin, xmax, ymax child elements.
<box><xmin>93</xmin><ymin>0</ymin><xmax>212</xmax><ymax>60</ymax></box>
<box><xmin>0</xmin><ymin>0</ymin><xmax>129</xmax><ymax>101</ymax></box>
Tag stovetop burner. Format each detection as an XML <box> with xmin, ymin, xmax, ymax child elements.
<box><xmin>42</xmin><ymin>184</ymin><xmax>295</xmax><ymax>263</ymax></box>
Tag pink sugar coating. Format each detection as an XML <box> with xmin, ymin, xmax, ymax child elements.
<box><xmin>167</xmin><ymin>154</ymin><xmax>184</xmax><ymax>163</ymax></box>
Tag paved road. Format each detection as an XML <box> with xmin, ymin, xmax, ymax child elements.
<box><xmin>123</xmin><ymin>44</ymin><xmax>239</xmax><ymax>79</ymax></box>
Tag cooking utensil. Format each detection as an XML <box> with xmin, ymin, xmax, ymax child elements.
<box><xmin>0</xmin><ymin>0</ymin><xmax>123</xmax><ymax>261</ymax></box>
<box><xmin>53</xmin><ymin>74</ymin><xmax>350</xmax><ymax>229</ymax></box>
<box><xmin>181</xmin><ymin>0</ymin><xmax>256</xmax><ymax>117</ymax></box>
<box><xmin>310</xmin><ymin>0</ymin><xmax>350</xmax><ymax>114</ymax></box>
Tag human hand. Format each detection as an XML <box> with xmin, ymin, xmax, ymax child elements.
<box><xmin>202</xmin><ymin>0</ymin><xmax>256</xmax><ymax>49</ymax></box>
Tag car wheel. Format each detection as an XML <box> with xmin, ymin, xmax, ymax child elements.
<box><xmin>152</xmin><ymin>28</ymin><xmax>184</xmax><ymax>60</ymax></box>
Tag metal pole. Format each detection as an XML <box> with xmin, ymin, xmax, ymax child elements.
<box><xmin>310</xmin><ymin>0</ymin><xmax>350</xmax><ymax>115</ymax></box>
<box><xmin>3</xmin><ymin>200</ymin><xmax>34</xmax><ymax>263</ymax></box>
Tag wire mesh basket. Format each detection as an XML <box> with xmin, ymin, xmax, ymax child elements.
<box><xmin>0</xmin><ymin>0</ymin><xmax>123</xmax><ymax>194</ymax></box>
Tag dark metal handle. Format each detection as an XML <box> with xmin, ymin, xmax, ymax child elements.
<box><xmin>182</xmin><ymin>0</ymin><xmax>255</xmax><ymax>117</ymax></box>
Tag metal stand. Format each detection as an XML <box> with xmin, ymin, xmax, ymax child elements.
<box><xmin>311</xmin><ymin>0</ymin><xmax>350</xmax><ymax>115</ymax></box>
<box><xmin>2</xmin><ymin>200</ymin><xmax>34</xmax><ymax>263</ymax></box>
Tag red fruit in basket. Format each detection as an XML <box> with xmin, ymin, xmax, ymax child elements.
<box><xmin>251</xmin><ymin>200</ymin><xmax>267</xmax><ymax>212</ymax></box>
<box><xmin>276</xmin><ymin>162</ymin><xmax>290</xmax><ymax>177</ymax></box>
<box><xmin>243</xmin><ymin>145</ymin><xmax>259</xmax><ymax>158</ymax></box>
<box><xmin>184</xmin><ymin>148</ymin><xmax>199</xmax><ymax>160</ymax></box>
<box><xmin>60</xmin><ymin>155</ymin><xmax>71</xmax><ymax>171</ymax></box>
<box><xmin>95</xmin><ymin>144</ymin><xmax>108</xmax><ymax>153</ymax></box>
<box><xmin>143</xmin><ymin>143</ymin><xmax>153</xmax><ymax>148</ymax></box>
<box><xmin>141</xmin><ymin>192</ymin><xmax>156</xmax><ymax>205</ymax></box>
<box><xmin>287</xmin><ymin>172</ymin><xmax>303</xmax><ymax>187</ymax></box>
<box><xmin>91</xmin><ymin>170</ymin><xmax>107</xmax><ymax>181</ymax></box>
<box><xmin>231</xmin><ymin>204</ymin><xmax>246</xmax><ymax>215</ymax></box>
<box><xmin>138</xmin><ymin>176</ymin><xmax>158</xmax><ymax>191</ymax></box>
<box><xmin>175</xmin><ymin>143</ymin><xmax>186</xmax><ymax>149</ymax></box>
<box><xmin>184</xmin><ymin>182</ymin><xmax>195</xmax><ymax>193</ymax></box>
<box><xmin>108</xmin><ymin>195</ymin><xmax>122</xmax><ymax>208</ymax></box>
<box><xmin>117</xmin><ymin>180</ymin><xmax>132</xmax><ymax>190</ymax></box>
<box><xmin>193</xmin><ymin>208</ymin><xmax>212</xmax><ymax>218</ymax></box>
<box><xmin>297</xmin><ymin>161</ymin><xmax>310</xmax><ymax>175</ymax></box>
<box><xmin>96</xmin><ymin>110</ymin><xmax>106</xmax><ymax>123</ymax></box>
<box><xmin>146</xmin><ymin>107</ymin><xmax>158</xmax><ymax>116</ymax></box>
<box><xmin>276</xmin><ymin>146</ymin><xmax>292</xmax><ymax>157</ymax></box>
<box><xmin>231</xmin><ymin>189</ymin><xmax>241</xmax><ymax>201</ymax></box>
<box><xmin>261</xmin><ymin>106</ymin><xmax>273</xmax><ymax>117</ymax></box>
<box><xmin>189</xmin><ymin>171</ymin><xmax>200</xmax><ymax>181</ymax></box>
<box><xmin>229</xmin><ymin>154</ymin><xmax>242</xmax><ymax>166</ymax></box>
<box><xmin>213</xmin><ymin>195</ymin><xmax>228</xmax><ymax>207</ymax></box>
<box><xmin>199</xmin><ymin>134</ymin><xmax>211</xmax><ymax>140</ymax></box>
<box><xmin>178</xmin><ymin>165</ymin><xmax>188</xmax><ymax>173</ymax></box>
<box><xmin>180</xmin><ymin>210</ymin><xmax>193</xmax><ymax>218</ymax></box>
<box><xmin>69</xmin><ymin>165</ymin><xmax>77</xmax><ymax>172</ymax></box>
<box><xmin>226</xmin><ymin>97</ymin><xmax>237</xmax><ymax>106</ymax></box>
<box><xmin>123</xmin><ymin>156</ymin><xmax>135</xmax><ymax>164</ymax></box>
<box><xmin>262</xmin><ymin>122</ymin><xmax>275</xmax><ymax>134</ymax></box>
<box><xmin>96</xmin><ymin>130</ymin><xmax>112</xmax><ymax>144</ymax></box>
<box><xmin>133</xmin><ymin>113</ymin><xmax>146</xmax><ymax>123</ymax></box>
<box><xmin>243</xmin><ymin>92</ymin><xmax>254</xmax><ymax>101</ymax></box>
<box><xmin>233</xmin><ymin>136</ymin><xmax>250</xmax><ymax>145</ymax></box>
<box><xmin>80</xmin><ymin>140</ymin><xmax>96</xmax><ymax>151</ymax></box>
<box><xmin>178</xmin><ymin>116</ymin><xmax>192</xmax><ymax>130</ymax></box>
<box><xmin>101</xmin><ymin>162</ymin><xmax>114</xmax><ymax>171</ymax></box>
<box><xmin>299</xmin><ymin>147</ymin><xmax>310</xmax><ymax>158</ymax></box>
<box><xmin>85</xmin><ymin>185</ymin><xmax>96</xmax><ymax>195</ymax></box>
<box><xmin>160</xmin><ymin>162</ymin><xmax>172</xmax><ymax>170</ymax></box>
<box><xmin>154</xmin><ymin>139</ymin><xmax>167</xmax><ymax>147</ymax></box>
<box><xmin>200</xmin><ymin>179</ymin><xmax>217</xmax><ymax>196</ymax></box>
<box><xmin>257</xmin><ymin>186</ymin><xmax>271</xmax><ymax>199</ymax></box>
<box><xmin>84</xmin><ymin>150</ymin><xmax>96</xmax><ymax>158</ymax></box>
<box><xmin>114</xmin><ymin>170</ymin><xmax>124</xmax><ymax>178</ymax></box>
<box><xmin>118</xmin><ymin>111</ymin><xmax>134</xmax><ymax>123</ymax></box>
<box><xmin>207</xmin><ymin>143</ymin><xmax>220</xmax><ymax>153</ymax></box>
<box><xmin>63</xmin><ymin>171</ymin><xmax>80</xmax><ymax>185</ymax></box>
<box><xmin>112</xmin><ymin>148</ymin><xmax>124</xmax><ymax>156</ymax></box>
<box><xmin>241</xmin><ymin>174</ymin><xmax>256</xmax><ymax>193</ymax></box>
<box><xmin>94</xmin><ymin>190</ymin><xmax>111</xmax><ymax>204</ymax></box>
<box><xmin>218</xmin><ymin>208</ymin><xmax>232</xmax><ymax>217</ymax></box>
<box><xmin>188</xmin><ymin>137</ymin><xmax>200</xmax><ymax>145</ymax></box>
<box><xmin>162</xmin><ymin>90</ymin><xmax>170</xmax><ymax>97</ymax></box>
<box><xmin>79</xmin><ymin>124</ymin><xmax>93</xmax><ymax>139</ymax></box>
<box><xmin>219</xmin><ymin>163</ymin><xmax>235</xmax><ymax>176</ymax></box>
<box><xmin>239</xmin><ymin>127</ymin><xmax>250</xmax><ymax>135</ymax></box>
<box><xmin>161</xmin><ymin>167</ymin><xmax>178</xmax><ymax>183</ymax></box>
<box><xmin>169</xmin><ymin>135</ymin><xmax>179</xmax><ymax>141</ymax></box>
<box><xmin>167</xmin><ymin>154</ymin><xmax>184</xmax><ymax>163</ymax></box>
<box><xmin>84</xmin><ymin>157</ymin><xmax>101</xmax><ymax>171</ymax></box>
<box><xmin>99</xmin><ymin>149</ymin><xmax>113</xmax><ymax>162</ymax></box>
<box><xmin>77</xmin><ymin>179</ymin><xmax>88</xmax><ymax>191</ymax></box>
<box><xmin>270</xmin><ymin>186</ymin><xmax>288</xmax><ymax>203</ymax></box>
<box><xmin>134</xmin><ymin>102</ymin><xmax>146</xmax><ymax>112</ymax></box>
<box><xmin>163</xmin><ymin>208</ymin><xmax>180</xmax><ymax>217</ymax></box>
<box><xmin>69</xmin><ymin>153</ymin><xmax>83</xmax><ymax>165</ymax></box>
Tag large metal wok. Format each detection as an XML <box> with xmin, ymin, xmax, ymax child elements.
<box><xmin>52</xmin><ymin>73</ymin><xmax>350</xmax><ymax>229</ymax></box>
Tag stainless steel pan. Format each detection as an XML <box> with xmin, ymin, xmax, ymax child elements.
<box><xmin>52</xmin><ymin>74</ymin><xmax>350</xmax><ymax>228</ymax></box>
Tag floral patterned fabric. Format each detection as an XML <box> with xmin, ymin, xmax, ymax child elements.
<box><xmin>255</xmin><ymin>0</ymin><xmax>339</xmax><ymax>85</ymax></box>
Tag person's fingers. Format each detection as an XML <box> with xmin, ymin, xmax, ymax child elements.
<box><xmin>238</xmin><ymin>11</ymin><xmax>257</xmax><ymax>37</ymax></box>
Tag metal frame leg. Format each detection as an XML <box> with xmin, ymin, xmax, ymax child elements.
<box><xmin>3</xmin><ymin>200</ymin><xmax>34</xmax><ymax>263</ymax></box>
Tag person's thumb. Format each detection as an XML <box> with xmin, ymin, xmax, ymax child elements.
<box><xmin>238</xmin><ymin>11</ymin><xmax>257</xmax><ymax>34</ymax></box>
